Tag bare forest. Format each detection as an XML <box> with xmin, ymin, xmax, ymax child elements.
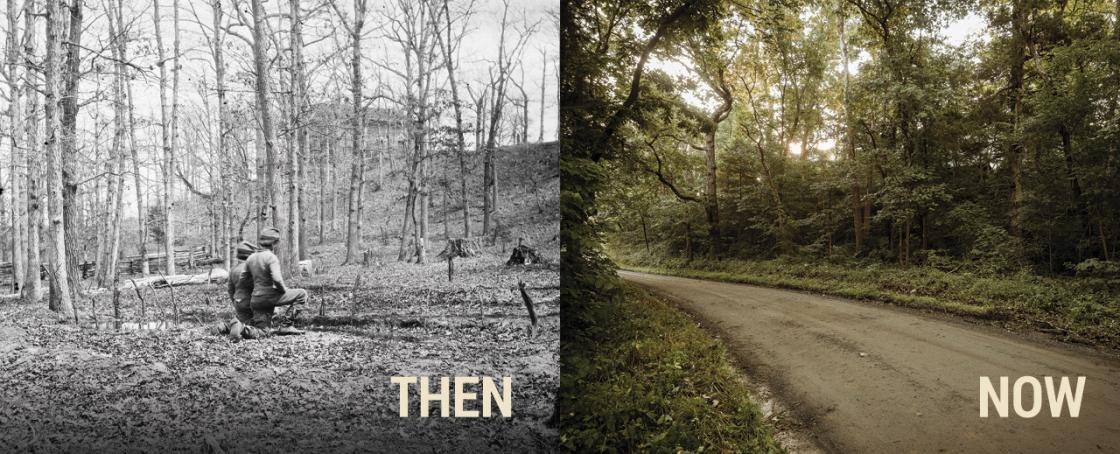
<box><xmin>0</xmin><ymin>0</ymin><xmax>559</xmax><ymax>449</ymax></box>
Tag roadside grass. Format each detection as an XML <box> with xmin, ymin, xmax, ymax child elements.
<box><xmin>560</xmin><ymin>284</ymin><xmax>782</xmax><ymax>453</ymax></box>
<box><xmin>614</xmin><ymin>250</ymin><xmax>1120</xmax><ymax>350</ymax></box>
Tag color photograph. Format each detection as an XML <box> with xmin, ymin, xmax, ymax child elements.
<box><xmin>560</xmin><ymin>0</ymin><xmax>1120</xmax><ymax>452</ymax></box>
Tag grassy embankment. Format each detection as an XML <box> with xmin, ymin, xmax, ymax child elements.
<box><xmin>614</xmin><ymin>249</ymin><xmax>1120</xmax><ymax>350</ymax></box>
<box><xmin>561</xmin><ymin>284</ymin><xmax>782</xmax><ymax>453</ymax></box>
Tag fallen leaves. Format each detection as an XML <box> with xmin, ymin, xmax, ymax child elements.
<box><xmin>0</xmin><ymin>241</ymin><xmax>559</xmax><ymax>452</ymax></box>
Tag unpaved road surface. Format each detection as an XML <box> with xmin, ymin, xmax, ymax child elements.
<box><xmin>621</xmin><ymin>270</ymin><xmax>1120</xmax><ymax>454</ymax></box>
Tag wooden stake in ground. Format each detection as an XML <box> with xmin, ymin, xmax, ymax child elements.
<box><xmin>112</xmin><ymin>253</ymin><xmax>121</xmax><ymax>322</ymax></box>
<box><xmin>439</xmin><ymin>238</ymin><xmax>477</xmax><ymax>282</ymax></box>
<box><xmin>157</xmin><ymin>271</ymin><xmax>180</xmax><ymax>325</ymax></box>
<box><xmin>518</xmin><ymin>279</ymin><xmax>538</xmax><ymax>332</ymax></box>
<box><xmin>350</xmin><ymin>272</ymin><xmax>363</xmax><ymax>316</ymax></box>
<box><xmin>130</xmin><ymin>278</ymin><xmax>146</xmax><ymax>321</ymax></box>
<box><xmin>147</xmin><ymin>281</ymin><xmax>168</xmax><ymax>324</ymax></box>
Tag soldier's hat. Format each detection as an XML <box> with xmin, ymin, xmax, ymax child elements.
<box><xmin>236</xmin><ymin>241</ymin><xmax>259</xmax><ymax>260</ymax></box>
<box><xmin>259</xmin><ymin>227</ymin><xmax>282</xmax><ymax>247</ymax></box>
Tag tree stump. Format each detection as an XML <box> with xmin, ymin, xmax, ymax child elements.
<box><xmin>440</xmin><ymin>239</ymin><xmax>479</xmax><ymax>281</ymax></box>
<box><xmin>438</xmin><ymin>238</ymin><xmax>479</xmax><ymax>260</ymax></box>
<box><xmin>506</xmin><ymin>238</ymin><xmax>541</xmax><ymax>266</ymax></box>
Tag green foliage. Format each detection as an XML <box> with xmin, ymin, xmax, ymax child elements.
<box><xmin>1069</xmin><ymin>258</ymin><xmax>1120</xmax><ymax>277</ymax></box>
<box><xmin>600</xmin><ymin>0</ymin><xmax>1120</xmax><ymax>272</ymax></box>
<box><xmin>572</xmin><ymin>0</ymin><xmax>1120</xmax><ymax>448</ymax></box>
<box><xmin>615</xmin><ymin>248</ymin><xmax>1120</xmax><ymax>349</ymax></box>
<box><xmin>560</xmin><ymin>1</ymin><xmax>789</xmax><ymax>450</ymax></box>
<box><xmin>966</xmin><ymin>225</ymin><xmax>1026</xmax><ymax>275</ymax></box>
<box><xmin>560</xmin><ymin>285</ymin><xmax>782</xmax><ymax>453</ymax></box>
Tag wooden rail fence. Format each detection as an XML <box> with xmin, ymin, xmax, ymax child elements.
<box><xmin>0</xmin><ymin>245</ymin><xmax>227</xmax><ymax>289</ymax></box>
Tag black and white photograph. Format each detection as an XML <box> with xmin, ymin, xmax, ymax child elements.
<box><xmin>0</xmin><ymin>0</ymin><xmax>559</xmax><ymax>450</ymax></box>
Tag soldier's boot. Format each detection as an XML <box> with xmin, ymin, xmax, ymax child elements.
<box><xmin>227</xmin><ymin>320</ymin><xmax>244</xmax><ymax>341</ymax></box>
<box><xmin>274</xmin><ymin>326</ymin><xmax>305</xmax><ymax>335</ymax></box>
<box><xmin>241</xmin><ymin>325</ymin><xmax>268</xmax><ymax>339</ymax></box>
<box><xmin>273</xmin><ymin>309</ymin><xmax>305</xmax><ymax>336</ymax></box>
<box><xmin>212</xmin><ymin>318</ymin><xmax>243</xmax><ymax>336</ymax></box>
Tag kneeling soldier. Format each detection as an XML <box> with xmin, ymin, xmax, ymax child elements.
<box><xmin>234</xmin><ymin>227</ymin><xmax>307</xmax><ymax>336</ymax></box>
<box><xmin>212</xmin><ymin>241</ymin><xmax>268</xmax><ymax>339</ymax></box>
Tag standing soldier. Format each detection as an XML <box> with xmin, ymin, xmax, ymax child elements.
<box><xmin>234</xmin><ymin>227</ymin><xmax>307</xmax><ymax>335</ymax></box>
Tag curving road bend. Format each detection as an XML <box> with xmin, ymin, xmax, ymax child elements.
<box><xmin>620</xmin><ymin>270</ymin><xmax>1120</xmax><ymax>454</ymax></box>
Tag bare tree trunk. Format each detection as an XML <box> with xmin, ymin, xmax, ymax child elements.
<box><xmin>470</xmin><ymin>87</ymin><xmax>488</xmax><ymax>235</ymax></box>
<box><xmin>107</xmin><ymin>0</ymin><xmax>126</xmax><ymax>281</ymax></box>
<box><xmin>60</xmin><ymin>0</ymin><xmax>84</xmax><ymax>298</ymax></box>
<box><xmin>416</xmin><ymin>7</ymin><xmax>436</xmax><ymax>265</ymax></box>
<box><xmin>24</xmin><ymin>95</ymin><xmax>42</xmax><ymax>303</ymax></box>
<box><xmin>394</xmin><ymin>189</ymin><xmax>412</xmax><ymax>260</ymax></box>
<box><xmin>6</xmin><ymin>0</ymin><xmax>25</xmax><ymax>294</ymax></box>
<box><xmin>45</xmin><ymin>0</ymin><xmax>73</xmax><ymax>315</ymax></box>
<box><xmin>250</xmin><ymin>0</ymin><xmax>284</xmax><ymax>270</ymax></box>
<box><xmin>378</xmin><ymin>126</ymin><xmax>384</xmax><ymax>188</ymax></box>
<box><xmin>255</xmin><ymin>126</ymin><xmax>264</xmax><ymax>242</ymax></box>
<box><xmin>107</xmin><ymin>147</ymin><xmax>125</xmax><ymax>287</ymax></box>
<box><xmin>97</xmin><ymin>2</ymin><xmax>127</xmax><ymax>288</ymax></box>
<box><xmin>298</xmin><ymin>138</ymin><xmax>308</xmax><ymax>259</ymax></box>
<box><xmin>153</xmin><ymin>0</ymin><xmax>176</xmax><ymax>274</ymax></box>
<box><xmin>290</xmin><ymin>0</ymin><xmax>307</xmax><ymax>263</ymax></box>
<box><xmin>539</xmin><ymin>49</ymin><xmax>546</xmax><ymax>143</ymax></box>
<box><xmin>437</xmin><ymin>0</ymin><xmax>472</xmax><ymax>238</ymax></box>
<box><xmin>319</xmin><ymin>136</ymin><xmax>328</xmax><ymax>244</ymax></box>
<box><xmin>22</xmin><ymin>0</ymin><xmax>41</xmax><ymax>303</ymax></box>
<box><xmin>340</xmin><ymin>0</ymin><xmax>367</xmax><ymax>265</ymax></box>
<box><xmin>387</xmin><ymin>0</ymin><xmax>439</xmax><ymax>263</ymax></box>
<box><xmin>94</xmin><ymin>135</ymin><xmax>116</xmax><ymax>286</ymax></box>
<box><xmin>511</xmin><ymin>67</ymin><xmax>529</xmax><ymax>144</ymax></box>
<box><xmin>418</xmin><ymin>139</ymin><xmax>428</xmax><ymax>264</ymax></box>
<box><xmin>475</xmin><ymin>90</ymin><xmax>485</xmax><ymax>160</ymax></box>
<box><xmin>169</xmin><ymin>0</ymin><xmax>181</xmax><ymax>272</ymax></box>
<box><xmin>329</xmin><ymin>127</ymin><xmax>338</xmax><ymax>234</ymax></box>
<box><xmin>212</xmin><ymin>0</ymin><xmax>231</xmax><ymax>270</ymax></box>
<box><xmin>397</xmin><ymin>176</ymin><xmax>415</xmax><ymax>261</ymax></box>
<box><xmin>481</xmin><ymin>1</ymin><xmax>533</xmax><ymax>237</ymax></box>
<box><xmin>482</xmin><ymin>127</ymin><xmax>492</xmax><ymax>235</ymax></box>
<box><xmin>93</xmin><ymin>153</ymin><xmax>109</xmax><ymax>284</ymax></box>
<box><xmin>125</xmin><ymin>46</ymin><xmax>149</xmax><ymax>275</ymax></box>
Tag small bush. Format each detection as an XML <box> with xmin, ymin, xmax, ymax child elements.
<box><xmin>1070</xmin><ymin>258</ymin><xmax>1120</xmax><ymax>277</ymax></box>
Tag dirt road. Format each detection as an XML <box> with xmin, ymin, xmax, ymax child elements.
<box><xmin>621</xmin><ymin>270</ymin><xmax>1120</xmax><ymax>453</ymax></box>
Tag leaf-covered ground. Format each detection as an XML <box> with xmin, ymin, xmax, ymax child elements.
<box><xmin>0</xmin><ymin>240</ymin><xmax>559</xmax><ymax>453</ymax></box>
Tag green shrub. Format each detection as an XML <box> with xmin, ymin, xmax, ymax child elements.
<box><xmin>614</xmin><ymin>249</ymin><xmax>1120</xmax><ymax>349</ymax></box>
<box><xmin>1070</xmin><ymin>258</ymin><xmax>1120</xmax><ymax>277</ymax></box>
<box><xmin>560</xmin><ymin>286</ymin><xmax>783</xmax><ymax>453</ymax></box>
